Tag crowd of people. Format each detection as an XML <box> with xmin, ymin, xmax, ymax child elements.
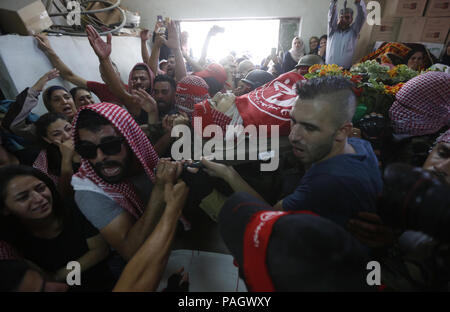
<box><xmin>0</xmin><ymin>0</ymin><xmax>449</xmax><ymax>292</ymax></box>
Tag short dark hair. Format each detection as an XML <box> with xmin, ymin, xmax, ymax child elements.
<box><xmin>76</xmin><ymin>109</ymin><xmax>111</xmax><ymax>133</ymax></box>
<box><xmin>203</xmin><ymin>76</ymin><xmax>224</xmax><ymax>97</ymax></box>
<box><xmin>319</xmin><ymin>34</ymin><xmax>328</xmax><ymax>42</ymax></box>
<box><xmin>133</xmin><ymin>64</ymin><xmax>148</xmax><ymax>72</ymax></box>
<box><xmin>35</xmin><ymin>113</ymin><xmax>68</xmax><ymax>145</ymax></box>
<box><xmin>42</xmin><ymin>86</ymin><xmax>70</xmax><ymax>112</ymax></box>
<box><xmin>70</xmin><ymin>86</ymin><xmax>91</xmax><ymax>100</ymax></box>
<box><xmin>154</xmin><ymin>74</ymin><xmax>177</xmax><ymax>91</ymax></box>
<box><xmin>340</xmin><ymin>8</ymin><xmax>354</xmax><ymax>16</ymax></box>
<box><xmin>296</xmin><ymin>76</ymin><xmax>356</xmax><ymax>127</ymax></box>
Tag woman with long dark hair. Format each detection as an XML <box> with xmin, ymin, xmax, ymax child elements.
<box><xmin>0</xmin><ymin>165</ymin><xmax>115</xmax><ymax>291</ymax></box>
<box><xmin>34</xmin><ymin>113</ymin><xmax>80</xmax><ymax>197</ymax></box>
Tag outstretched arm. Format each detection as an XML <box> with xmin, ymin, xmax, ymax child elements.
<box><xmin>200</xmin><ymin>158</ymin><xmax>267</xmax><ymax>203</ymax></box>
<box><xmin>148</xmin><ymin>34</ymin><xmax>165</xmax><ymax>75</ymax></box>
<box><xmin>164</xmin><ymin>21</ymin><xmax>187</xmax><ymax>81</ymax></box>
<box><xmin>182</xmin><ymin>50</ymin><xmax>204</xmax><ymax>72</ymax></box>
<box><xmin>140</xmin><ymin>29</ymin><xmax>152</xmax><ymax>64</ymax></box>
<box><xmin>86</xmin><ymin>25</ymin><xmax>141</xmax><ymax>117</ymax></box>
<box><xmin>328</xmin><ymin>0</ymin><xmax>339</xmax><ymax>36</ymax></box>
<box><xmin>352</xmin><ymin>0</ymin><xmax>367</xmax><ymax>34</ymax></box>
<box><xmin>35</xmin><ymin>35</ymin><xmax>87</xmax><ymax>88</ymax></box>
<box><xmin>99</xmin><ymin>160</ymin><xmax>183</xmax><ymax>262</ymax></box>
<box><xmin>113</xmin><ymin>180</ymin><xmax>189</xmax><ymax>292</ymax></box>
<box><xmin>2</xmin><ymin>69</ymin><xmax>59</xmax><ymax>140</ymax></box>
<box><xmin>199</xmin><ymin>26</ymin><xmax>223</xmax><ymax>67</ymax></box>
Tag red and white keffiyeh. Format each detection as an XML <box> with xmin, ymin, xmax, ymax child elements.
<box><xmin>192</xmin><ymin>99</ymin><xmax>233</xmax><ymax>138</ymax></box>
<box><xmin>32</xmin><ymin>150</ymin><xmax>59</xmax><ymax>187</ymax></box>
<box><xmin>176</xmin><ymin>75</ymin><xmax>210</xmax><ymax>117</ymax></box>
<box><xmin>72</xmin><ymin>103</ymin><xmax>159</xmax><ymax>219</ymax></box>
<box><xmin>437</xmin><ymin>129</ymin><xmax>450</xmax><ymax>144</ymax></box>
<box><xmin>389</xmin><ymin>72</ymin><xmax>450</xmax><ymax>136</ymax></box>
<box><xmin>127</xmin><ymin>62</ymin><xmax>155</xmax><ymax>93</ymax></box>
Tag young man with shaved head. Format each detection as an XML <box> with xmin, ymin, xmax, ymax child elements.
<box><xmin>201</xmin><ymin>76</ymin><xmax>383</xmax><ymax>228</ymax></box>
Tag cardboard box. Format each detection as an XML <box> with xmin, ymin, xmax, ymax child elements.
<box><xmin>0</xmin><ymin>0</ymin><xmax>53</xmax><ymax>35</ymax></box>
<box><xmin>383</xmin><ymin>0</ymin><xmax>428</xmax><ymax>17</ymax></box>
<box><xmin>398</xmin><ymin>17</ymin><xmax>427</xmax><ymax>42</ymax></box>
<box><xmin>425</xmin><ymin>0</ymin><xmax>450</xmax><ymax>16</ymax></box>
<box><xmin>371</xmin><ymin>17</ymin><xmax>402</xmax><ymax>42</ymax></box>
<box><xmin>86</xmin><ymin>2</ymin><xmax>123</xmax><ymax>26</ymax></box>
<box><xmin>421</xmin><ymin>17</ymin><xmax>450</xmax><ymax>42</ymax></box>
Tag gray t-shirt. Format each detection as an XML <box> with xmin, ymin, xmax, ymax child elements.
<box><xmin>75</xmin><ymin>173</ymin><xmax>153</xmax><ymax>230</ymax></box>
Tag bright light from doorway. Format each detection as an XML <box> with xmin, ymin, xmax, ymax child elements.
<box><xmin>180</xmin><ymin>19</ymin><xmax>280</xmax><ymax>66</ymax></box>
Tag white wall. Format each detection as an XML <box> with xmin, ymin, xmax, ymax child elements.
<box><xmin>0</xmin><ymin>35</ymin><xmax>142</xmax><ymax>115</ymax></box>
<box><xmin>121</xmin><ymin>0</ymin><xmax>348</xmax><ymax>50</ymax></box>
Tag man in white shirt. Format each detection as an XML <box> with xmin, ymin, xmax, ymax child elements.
<box><xmin>326</xmin><ymin>0</ymin><xmax>367</xmax><ymax>69</ymax></box>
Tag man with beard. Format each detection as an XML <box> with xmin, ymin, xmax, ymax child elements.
<box><xmin>143</xmin><ymin>74</ymin><xmax>178</xmax><ymax>156</ymax></box>
<box><xmin>152</xmin><ymin>75</ymin><xmax>177</xmax><ymax>117</ymax></box>
<box><xmin>70</xmin><ymin>102</ymin><xmax>184</xmax><ymax>265</ymax></box>
<box><xmin>423</xmin><ymin>129</ymin><xmax>450</xmax><ymax>185</ymax></box>
<box><xmin>201</xmin><ymin>76</ymin><xmax>383</xmax><ymax>228</ymax></box>
<box><xmin>326</xmin><ymin>0</ymin><xmax>367</xmax><ymax>69</ymax></box>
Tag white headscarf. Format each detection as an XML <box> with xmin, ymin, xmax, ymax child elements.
<box><xmin>289</xmin><ymin>37</ymin><xmax>305</xmax><ymax>63</ymax></box>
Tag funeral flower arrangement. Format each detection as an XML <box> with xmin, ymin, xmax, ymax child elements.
<box><xmin>304</xmin><ymin>61</ymin><xmax>420</xmax><ymax>121</ymax></box>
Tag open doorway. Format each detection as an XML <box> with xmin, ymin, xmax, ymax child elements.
<box><xmin>179</xmin><ymin>19</ymin><xmax>281</xmax><ymax>66</ymax></box>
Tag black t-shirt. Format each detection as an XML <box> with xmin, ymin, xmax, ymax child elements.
<box><xmin>135</xmin><ymin>108</ymin><xmax>149</xmax><ymax>125</ymax></box>
<box><xmin>18</xmin><ymin>203</ymin><xmax>115</xmax><ymax>291</ymax></box>
<box><xmin>13</xmin><ymin>147</ymin><xmax>40</xmax><ymax>166</ymax></box>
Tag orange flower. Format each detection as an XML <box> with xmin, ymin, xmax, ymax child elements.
<box><xmin>388</xmin><ymin>67</ymin><xmax>398</xmax><ymax>77</ymax></box>
<box><xmin>309</xmin><ymin>64</ymin><xmax>322</xmax><ymax>73</ymax></box>
<box><xmin>384</xmin><ymin>82</ymin><xmax>404</xmax><ymax>95</ymax></box>
<box><xmin>319</xmin><ymin>70</ymin><xmax>326</xmax><ymax>76</ymax></box>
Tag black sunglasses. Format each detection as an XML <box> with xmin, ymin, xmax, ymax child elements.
<box><xmin>76</xmin><ymin>137</ymin><xmax>126</xmax><ymax>159</ymax></box>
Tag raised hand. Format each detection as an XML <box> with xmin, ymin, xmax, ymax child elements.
<box><xmin>208</xmin><ymin>25</ymin><xmax>224</xmax><ymax>37</ymax></box>
<box><xmin>35</xmin><ymin>34</ymin><xmax>53</xmax><ymax>53</ymax></box>
<box><xmin>131</xmin><ymin>89</ymin><xmax>158</xmax><ymax>115</ymax></box>
<box><xmin>140</xmin><ymin>29</ymin><xmax>151</xmax><ymax>41</ymax></box>
<box><xmin>172</xmin><ymin>112</ymin><xmax>190</xmax><ymax>127</ymax></box>
<box><xmin>56</xmin><ymin>139</ymin><xmax>76</xmax><ymax>161</ymax></box>
<box><xmin>32</xmin><ymin>68</ymin><xmax>60</xmax><ymax>92</ymax></box>
<box><xmin>162</xmin><ymin>114</ymin><xmax>178</xmax><ymax>133</ymax></box>
<box><xmin>154</xmin><ymin>34</ymin><xmax>167</xmax><ymax>48</ymax></box>
<box><xmin>165</xmin><ymin>21</ymin><xmax>181</xmax><ymax>50</ymax></box>
<box><xmin>86</xmin><ymin>25</ymin><xmax>112</xmax><ymax>60</ymax></box>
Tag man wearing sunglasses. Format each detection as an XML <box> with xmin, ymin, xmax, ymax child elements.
<box><xmin>326</xmin><ymin>0</ymin><xmax>367</xmax><ymax>69</ymax></box>
<box><xmin>71</xmin><ymin>103</ymin><xmax>185</xmax><ymax>273</ymax></box>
